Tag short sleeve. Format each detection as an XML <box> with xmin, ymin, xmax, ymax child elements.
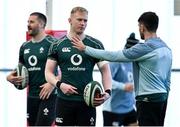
<box><xmin>48</xmin><ymin>42</ymin><xmax>59</xmax><ymax>61</ymax></box>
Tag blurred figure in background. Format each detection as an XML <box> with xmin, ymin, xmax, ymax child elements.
<box><xmin>103</xmin><ymin>62</ymin><xmax>137</xmax><ymax>126</ymax></box>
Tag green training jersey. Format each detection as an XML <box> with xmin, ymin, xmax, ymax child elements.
<box><xmin>19</xmin><ymin>35</ymin><xmax>58</xmax><ymax>97</ymax></box>
<box><xmin>48</xmin><ymin>35</ymin><xmax>104</xmax><ymax>101</ymax></box>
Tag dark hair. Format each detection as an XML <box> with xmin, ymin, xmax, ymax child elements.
<box><xmin>138</xmin><ymin>12</ymin><xmax>159</xmax><ymax>32</ymax></box>
<box><xmin>30</xmin><ymin>12</ymin><xmax>47</xmax><ymax>28</ymax></box>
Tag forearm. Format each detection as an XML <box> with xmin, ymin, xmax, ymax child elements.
<box><xmin>45</xmin><ymin>59</ymin><xmax>59</xmax><ymax>86</ymax></box>
<box><xmin>85</xmin><ymin>46</ymin><xmax>130</xmax><ymax>62</ymax></box>
<box><xmin>112</xmin><ymin>79</ymin><xmax>125</xmax><ymax>90</ymax></box>
<box><xmin>99</xmin><ymin>63</ymin><xmax>112</xmax><ymax>91</ymax></box>
<box><xmin>45</xmin><ymin>71</ymin><xmax>58</xmax><ymax>87</ymax></box>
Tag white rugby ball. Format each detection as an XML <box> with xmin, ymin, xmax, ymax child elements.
<box><xmin>14</xmin><ymin>63</ymin><xmax>29</xmax><ymax>90</ymax></box>
<box><xmin>83</xmin><ymin>81</ymin><xmax>103</xmax><ymax>107</ymax></box>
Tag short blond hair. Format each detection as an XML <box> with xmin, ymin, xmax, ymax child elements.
<box><xmin>70</xmin><ymin>6</ymin><xmax>88</xmax><ymax>15</ymax></box>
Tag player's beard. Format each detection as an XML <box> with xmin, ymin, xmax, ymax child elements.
<box><xmin>28</xmin><ymin>28</ymin><xmax>39</xmax><ymax>37</ymax></box>
<box><xmin>76</xmin><ymin>29</ymin><xmax>85</xmax><ymax>35</ymax></box>
<box><xmin>140</xmin><ymin>32</ymin><xmax>144</xmax><ymax>40</ymax></box>
<box><xmin>76</xmin><ymin>26</ymin><xmax>86</xmax><ymax>35</ymax></box>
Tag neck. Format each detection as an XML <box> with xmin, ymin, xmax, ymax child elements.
<box><xmin>32</xmin><ymin>31</ymin><xmax>47</xmax><ymax>42</ymax></box>
<box><xmin>68</xmin><ymin>31</ymin><xmax>85</xmax><ymax>40</ymax></box>
<box><xmin>144</xmin><ymin>32</ymin><xmax>157</xmax><ymax>40</ymax></box>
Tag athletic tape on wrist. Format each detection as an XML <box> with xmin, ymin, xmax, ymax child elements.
<box><xmin>56</xmin><ymin>81</ymin><xmax>62</xmax><ymax>88</ymax></box>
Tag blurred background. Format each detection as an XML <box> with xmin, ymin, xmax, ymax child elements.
<box><xmin>0</xmin><ymin>0</ymin><xmax>180</xmax><ymax>126</ymax></box>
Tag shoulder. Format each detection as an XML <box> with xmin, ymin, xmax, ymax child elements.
<box><xmin>52</xmin><ymin>35</ymin><xmax>68</xmax><ymax>47</ymax></box>
<box><xmin>45</xmin><ymin>35</ymin><xmax>59</xmax><ymax>44</ymax></box>
<box><xmin>21</xmin><ymin>41</ymin><xmax>30</xmax><ymax>48</ymax></box>
<box><xmin>85</xmin><ymin>35</ymin><xmax>104</xmax><ymax>49</ymax></box>
<box><xmin>58</xmin><ymin>35</ymin><xmax>68</xmax><ymax>43</ymax></box>
<box><xmin>146</xmin><ymin>38</ymin><xmax>171</xmax><ymax>50</ymax></box>
<box><xmin>49</xmin><ymin>35</ymin><xmax>68</xmax><ymax>51</ymax></box>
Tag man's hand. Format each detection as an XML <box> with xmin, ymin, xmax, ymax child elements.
<box><xmin>60</xmin><ymin>82</ymin><xmax>79</xmax><ymax>96</ymax></box>
<box><xmin>124</xmin><ymin>83</ymin><xmax>134</xmax><ymax>92</ymax></box>
<box><xmin>124</xmin><ymin>32</ymin><xmax>139</xmax><ymax>49</ymax></box>
<box><xmin>71</xmin><ymin>36</ymin><xmax>86</xmax><ymax>51</ymax></box>
<box><xmin>6</xmin><ymin>71</ymin><xmax>23</xmax><ymax>85</ymax></box>
<box><xmin>39</xmin><ymin>83</ymin><xmax>55</xmax><ymax>100</ymax></box>
<box><xmin>93</xmin><ymin>92</ymin><xmax>110</xmax><ymax>107</ymax></box>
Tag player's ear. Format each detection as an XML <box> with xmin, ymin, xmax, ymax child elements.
<box><xmin>140</xmin><ymin>24</ymin><xmax>147</xmax><ymax>33</ymax></box>
<box><xmin>68</xmin><ymin>18</ymin><xmax>72</xmax><ymax>25</ymax></box>
<box><xmin>139</xmin><ymin>24</ymin><xmax>143</xmax><ymax>32</ymax></box>
<box><xmin>39</xmin><ymin>20</ymin><xmax>45</xmax><ymax>29</ymax></box>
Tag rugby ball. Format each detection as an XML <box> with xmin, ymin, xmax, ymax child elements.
<box><xmin>14</xmin><ymin>63</ymin><xmax>29</xmax><ymax>90</ymax></box>
<box><xmin>83</xmin><ymin>81</ymin><xmax>103</xmax><ymax>107</ymax></box>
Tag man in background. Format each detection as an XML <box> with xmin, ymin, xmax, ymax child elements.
<box><xmin>6</xmin><ymin>12</ymin><xmax>58</xmax><ymax>126</ymax></box>
<box><xmin>103</xmin><ymin>62</ymin><xmax>137</xmax><ymax>126</ymax></box>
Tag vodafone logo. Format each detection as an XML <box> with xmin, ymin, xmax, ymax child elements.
<box><xmin>28</xmin><ymin>55</ymin><xmax>37</xmax><ymax>66</ymax></box>
<box><xmin>71</xmin><ymin>54</ymin><xmax>82</xmax><ymax>66</ymax></box>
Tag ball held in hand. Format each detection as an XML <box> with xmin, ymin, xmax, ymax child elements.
<box><xmin>83</xmin><ymin>81</ymin><xmax>103</xmax><ymax>107</ymax></box>
<box><xmin>14</xmin><ymin>63</ymin><xmax>29</xmax><ymax>90</ymax></box>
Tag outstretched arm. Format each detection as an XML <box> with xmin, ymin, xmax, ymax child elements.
<box><xmin>71</xmin><ymin>36</ymin><xmax>130</xmax><ymax>62</ymax></box>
